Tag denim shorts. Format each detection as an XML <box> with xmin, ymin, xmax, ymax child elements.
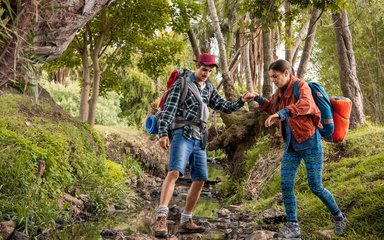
<box><xmin>168</xmin><ymin>128</ymin><xmax>208</xmax><ymax>181</ymax></box>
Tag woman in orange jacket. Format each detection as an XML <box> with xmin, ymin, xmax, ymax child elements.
<box><xmin>255</xmin><ymin>59</ymin><xmax>347</xmax><ymax>239</ymax></box>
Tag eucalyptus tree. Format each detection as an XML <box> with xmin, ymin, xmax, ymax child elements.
<box><xmin>296</xmin><ymin>7</ymin><xmax>319</xmax><ymax>78</ymax></box>
<box><xmin>208</xmin><ymin>0</ymin><xmax>236</xmax><ymax>100</ymax></box>
<box><xmin>332</xmin><ymin>8</ymin><xmax>365</xmax><ymax>127</ymax></box>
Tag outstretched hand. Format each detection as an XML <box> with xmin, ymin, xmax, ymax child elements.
<box><xmin>265</xmin><ymin>113</ymin><xmax>279</xmax><ymax>127</ymax></box>
<box><xmin>241</xmin><ymin>92</ymin><xmax>256</xmax><ymax>102</ymax></box>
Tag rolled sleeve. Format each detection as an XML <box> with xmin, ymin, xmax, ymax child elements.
<box><xmin>278</xmin><ymin>108</ymin><xmax>290</xmax><ymax>121</ymax></box>
<box><xmin>254</xmin><ymin>96</ymin><xmax>265</xmax><ymax>105</ymax></box>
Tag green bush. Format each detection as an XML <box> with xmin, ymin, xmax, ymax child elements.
<box><xmin>0</xmin><ymin>94</ymin><xmax>137</xmax><ymax>236</ymax></box>
<box><xmin>41</xmin><ymin>81</ymin><xmax>127</xmax><ymax>126</ymax></box>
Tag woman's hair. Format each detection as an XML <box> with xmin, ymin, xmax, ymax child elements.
<box><xmin>268</xmin><ymin>59</ymin><xmax>295</xmax><ymax>75</ymax></box>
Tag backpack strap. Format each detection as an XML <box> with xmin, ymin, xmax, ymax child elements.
<box><xmin>180</xmin><ymin>76</ymin><xmax>188</xmax><ymax>104</ymax></box>
<box><xmin>293</xmin><ymin>80</ymin><xmax>300</xmax><ymax>100</ymax></box>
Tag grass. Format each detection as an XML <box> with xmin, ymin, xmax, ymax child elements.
<box><xmin>243</xmin><ymin>124</ymin><xmax>384</xmax><ymax>239</ymax></box>
<box><xmin>0</xmin><ymin>93</ymin><xmax>140</xmax><ymax>236</ymax></box>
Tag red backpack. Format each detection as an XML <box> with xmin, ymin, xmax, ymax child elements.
<box><xmin>145</xmin><ymin>69</ymin><xmax>191</xmax><ymax>134</ymax></box>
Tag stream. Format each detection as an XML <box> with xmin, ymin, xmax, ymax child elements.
<box><xmin>47</xmin><ymin>161</ymin><xmax>279</xmax><ymax>240</ymax></box>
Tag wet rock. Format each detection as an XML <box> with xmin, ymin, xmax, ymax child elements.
<box><xmin>101</xmin><ymin>229</ymin><xmax>126</xmax><ymax>239</ymax></box>
<box><xmin>62</xmin><ymin>193</ymin><xmax>84</xmax><ymax>209</ymax></box>
<box><xmin>10</xmin><ymin>231</ymin><xmax>28</xmax><ymax>240</ymax></box>
<box><xmin>177</xmin><ymin>233</ymin><xmax>202</xmax><ymax>240</ymax></box>
<box><xmin>227</xmin><ymin>204</ymin><xmax>242</xmax><ymax>212</ymax></box>
<box><xmin>250</xmin><ymin>230</ymin><xmax>275</xmax><ymax>240</ymax></box>
<box><xmin>235</xmin><ymin>212</ymin><xmax>255</xmax><ymax>222</ymax></box>
<box><xmin>272</xmin><ymin>193</ymin><xmax>283</xmax><ymax>205</ymax></box>
<box><xmin>168</xmin><ymin>206</ymin><xmax>181</xmax><ymax>221</ymax></box>
<box><xmin>200</xmin><ymin>191</ymin><xmax>212</xmax><ymax>197</ymax></box>
<box><xmin>126</xmin><ymin>233</ymin><xmax>154</xmax><ymax>240</ymax></box>
<box><xmin>172</xmin><ymin>189</ymin><xmax>179</xmax><ymax>197</ymax></box>
<box><xmin>0</xmin><ymin>220</ymin><xmax>15</xmax><ymax>240</ymax></box>
<box><xmin>79</xmin><ymin>194</ymin><xmax>90</xmax><ymax>204</ymax></box>
<box><xmin>243</xmin><ymin>226</ymin><xmax>256</xmax><ymax>234</ymax></box>
<box><xmin>261</xmin><ymin>207</ymin><xmax>286</xmax><ymax>224</ymax></box>
<box><xmin>217</xmin><ymin>208</ymin><xmax>232</xmax><ymax>218</ymax></box>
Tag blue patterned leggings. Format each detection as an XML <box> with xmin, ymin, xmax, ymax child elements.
<box><xmin>281</xmin><ymin>148</ymin><xmax>340</xmax><ymax>222</ymax></box>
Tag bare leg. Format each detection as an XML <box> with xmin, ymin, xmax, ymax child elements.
<box><xmin>159</xmin><ymin>170</ymin><xmax>179</xmax><ymax>206</ymax></box>
<box><xmin>184</xmin><ymin>180</ymin><xmax>205</xmax><ymax>212</ymax></box>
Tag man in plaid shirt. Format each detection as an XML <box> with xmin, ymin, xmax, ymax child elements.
<box><xmin>153</xmin><ymin>53</ymin><xmax>255</xmax><ymax>237</ymax></box>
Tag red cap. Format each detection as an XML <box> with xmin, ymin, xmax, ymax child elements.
<box><xmin>194</xmin><ymin>53</ymin><xmax>218</xmax><ymax>68</ymax></box>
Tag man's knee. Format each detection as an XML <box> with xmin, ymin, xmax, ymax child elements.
<box><xmin>167</xmin><ymin>170</ymin><xmax>180</xmax><ymax>180</ymax></box>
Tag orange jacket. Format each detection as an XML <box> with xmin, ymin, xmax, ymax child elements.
<box><xmin>259</xmin><ymin>75</ymin><xmax>322</xmax><ymax>143</ymax></box>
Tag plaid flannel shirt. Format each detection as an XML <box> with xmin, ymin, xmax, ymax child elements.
<box><xmin>158</xmin><ymin>73</ymin><xmax>244</xmax><ymax>139</ymax></box>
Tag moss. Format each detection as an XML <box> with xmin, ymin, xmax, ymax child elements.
<box><xmin>0</xmin><ymin>93</ymin><xmax>137</xmax><ymax>236</ymax></box>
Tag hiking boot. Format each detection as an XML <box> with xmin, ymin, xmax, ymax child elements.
<box><xmin>153</xmin><ymin>216</ymin><xmax>168</xmax><ymax>238</ymax></box>
<box><xmin>274</xmin><ymin>222</ymin><xmax>301</xmax><ymax>239</ymax></box>
<box><xmin>333</xmin><ymin>212</ymin><xmax>347</xmax><ymax>235</ymax></box>
<box><xmin>178</xmin><ymin>219</ymin><xmax>205</xmax><ymax>234</ymax></box>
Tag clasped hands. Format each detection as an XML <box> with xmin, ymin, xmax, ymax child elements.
<box><xmin>243</xmin><ymin>91</ymin><xmax>279</xmax><ymax>128</ymax></box>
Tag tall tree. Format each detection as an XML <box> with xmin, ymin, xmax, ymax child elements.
<box><xmin>297</xmin><ymin>7</ymin><xmax>320</xmax><ymax>79</ymax></box>
<box><xmin>332</xmin><ymin>9</ymin><xmax>365</xmax><ymax>127</ymax></box>
<box><xmin>262</xmin><ymin>27</ymin><xmax>273</xmax><ymax>98</ymax></box>
<box><xmin>208</xmin><ymin>0</ymin><xmax>236</xmax><ymax>100</ymax></box>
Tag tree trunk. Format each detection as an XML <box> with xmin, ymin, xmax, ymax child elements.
<box><xmin>208</xmin><ymin>0</ymin><xmax>236</xmax><ymax>100</ymax></box>
<box><xmin>34</xmin><ymin>0</ymin><xmax>113</xmax><ymax>61</ymax></box>
<box><xmin>284</xmin><ymin>0</ymin><xmax>292</xmax><ymax>62</ymax></box>
<box><xmin>243</xmin><ymin>15</ymin><xmax>253</xmax><ymax>93</ymax></box>
<box><xmin>332</xmin><ymin>10</ymin><xmax>365</xmax><ymax>127</ymax></box>
<box><xmin>0</xmin><ymin>0</ymin><xmax>113</xmax><ymax>89</ymax></box>
<box><xmin>262</xmin><ymin>27</ymin><xmax>273</xmax><ymax>98</ymax></box>
<box><xmin>79</xmin><ymin>31</ymin><xmax>91</xmax><ymax>121</ymax></box>
<box><xmin>87</xmin><ymin>54</ymin><xmax>101</xmax><ymax>126</ymax></box>
<box><xmin>0</xmin><ymin>0</ymin><xmax>38</xmax><ymax>87</ymax></box>
<box><xmin>244</xmin><ymin>42</ymin><xmax>254</xmax><ymax>92</ymax></box>
<box><xmin>297</xmin><ymin>8</ymin><xmax>319</xmax><ymax>79</ymax></box>
<box><xmin>291</xmin><ymin>20</ymin><xmax>309</xmax><ymax>66</ymax></box>
<box><xmin>87</xmin><ymin>9</ymin><xmax>107</xmax><ymax>126</ymax></box>
<box><xmin>187</xmin><ymin>27</ymin><xmax>201</xmax><ymax>59</ymax></box>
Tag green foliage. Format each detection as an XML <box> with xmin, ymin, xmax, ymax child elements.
<box><xmin>41</xmin><ymin>80</ymin><xmax>128</xmax><ymax>127</ymax></box>
<box><xmin>244</xmin><ymin>135</ymin><xmax>272</xmax><ymax>173</ymax></box>
<box><xmin>0</xmin><ymin>94</ymin><xmax>137</xmax><ymax>236</ymax></box>
<box><xmin>170</xmin><ymin>0</ymin><xmax>200</xmax><ymax>33</ymax></box>
<box><xmin>341</xmin><ymin>124</ymin><xmax>384</xmax><ymax>157</ymax></box>
<box><xmin>193</xmin><ymin>198</ymin><xmax>220</xmax><ymax>218</ymax></box>
<box><xmin>245</xmin><ymin>125</ymin><xmax>384</xmax><ymax>239</ymax></box>
<box><xmin>122</xmin><ymin>156</ymin><xmax>145</xmax><ymax>179</ymax></box>
<box><xmin>115</xmin><ymin>68</ymin><xmax>157</xmax><ymax>128</ymax></box>
<box><xmin>208</xmin><ymin>149</ymin><xmax>225</xmax><ymax>159</ymax></box>
<box><xmin>138</xmin><ymin>34</ymin><xmax>185</xmax><ymax>79</ymax></box>
<box><xmin>218</xmin><ymin>180</ymin><xmax>245</xmax><ymax>204</ymax></box>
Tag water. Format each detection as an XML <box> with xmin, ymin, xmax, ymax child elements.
<box><xmin>50</xmin><ymin>162</ymin><xmax>227</xmax><ymax>239</ymax></box>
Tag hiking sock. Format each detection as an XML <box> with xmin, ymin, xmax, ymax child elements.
<box><xmin>334</xmin><ymin>211</ymin><xmax>343</xmax><ymax>218</ymax></box>
<box><xmin>180</xmin><ymin>210</ymin><xmax>192</xmax><ymax>224</ymax></box>
<box><xmin>156</xmin><ymin>205</ymin><xmax>169</xmax><ymax>218</ymax></box>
